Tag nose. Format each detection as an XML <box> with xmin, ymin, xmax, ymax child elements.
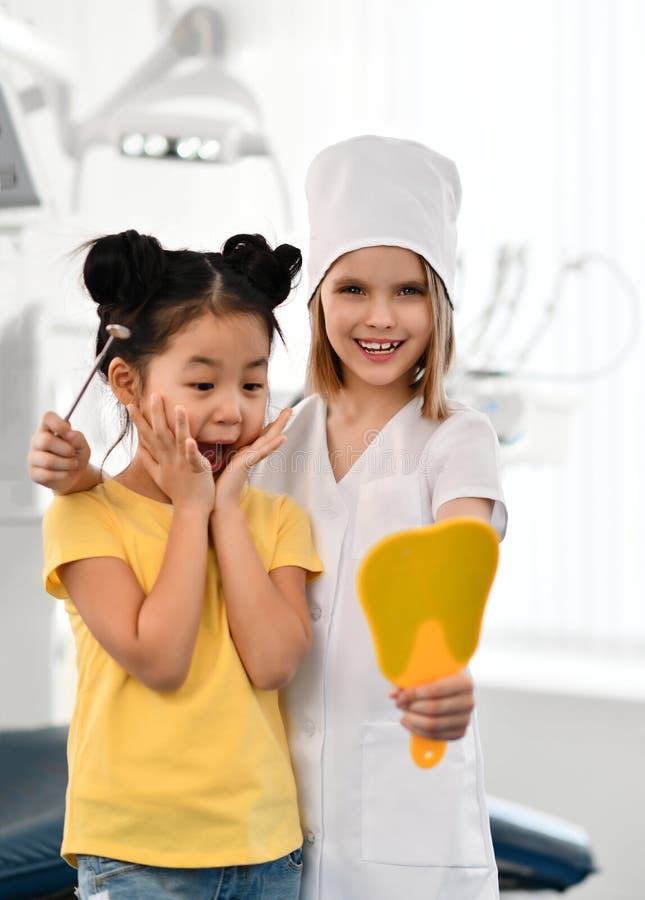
<box><xmin>213</xmin><ymin>389</ymin><xmax>242</xmax><ymax>426</ymax></box>
<box><xmin>364</xmin><ymin>295</ymin><xmax>396</xmax><ymax>329</ymax></box>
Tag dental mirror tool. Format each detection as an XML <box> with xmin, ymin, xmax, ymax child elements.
<box><xmin>63</xmin><ymin>323</ymin><xmax>131</xmax><ymax>421</ymax></box>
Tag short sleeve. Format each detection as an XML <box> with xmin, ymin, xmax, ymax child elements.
<box><xmin>424</xmin><ymin>408</ymin><xmax>508</xmax><ymax>540</ymax></box>
<box><xmin>43</xmin><ymin>492</ymin><xmax>128</xmax><ymax>598</ymax></box>
<box><xmin>270</xmin><ymin>495</ymin><xmax>323</xmax><ymax>582</ymax></box>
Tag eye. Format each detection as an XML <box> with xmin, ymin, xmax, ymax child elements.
<box><xmin>339</xmin><ymin>284</ymin><xmax>364</xmax><ymax>295</ymax></box>
<box><xmin>243</xmin><ymin>383</ymin><xmax>265</xmax><ymax>392</ymax></box>
<box><xmin>192</xmin><ymin>383</ymin><xmax>214</xmax><ymax>392</ymax></box>
<box><xmin>400</xmin><ymin>286</ymin><xmax>425</xmax><ymax>296</ymax></box>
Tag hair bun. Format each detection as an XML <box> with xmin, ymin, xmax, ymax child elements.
<box><xmin>221</xmin><ymin>233</ymin><xmax>302</xmax><ymax>307</ymax></box>
<box><xmin>83</xmin><ymin>230</ymin><xmax>165</xmax><ymax>314</ymax></box>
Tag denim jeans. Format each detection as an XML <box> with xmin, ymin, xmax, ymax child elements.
<box><xmin>76</xmin><ymin>847</ymin><xmax>303</xmax><ymax>900</ymax></box>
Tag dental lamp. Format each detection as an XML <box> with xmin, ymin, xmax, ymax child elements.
<box><xmin>69</xmin><ymin>4</ymin><xmax>291</xmax><ymax>223</ymax></box>
<box><xmin>0</xmin><ymin>4</ymin><xmax>291</xmax><ymax>224</ymax></box>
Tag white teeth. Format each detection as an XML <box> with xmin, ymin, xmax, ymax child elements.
<box><xmin>357</xmin><ymin>340</ymin><xmax>402</xmax><ymax>353</ymax></box>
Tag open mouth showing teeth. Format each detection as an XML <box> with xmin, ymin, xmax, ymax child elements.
<box><xmin>355</xmin><ymin>339</ymin><xmax>404</xmax><ymax>354</ymax></box>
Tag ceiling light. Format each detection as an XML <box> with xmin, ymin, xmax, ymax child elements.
<box><xmin>197</xmin><ymin>139</ymin><xmax>221</xmax><ymax>161</ymax></box>
<box><xmin>120</xmin><ymin>132</ymin><xmax>145</xmax><ymax>157</ymax></box>
<box><xmin>142</xmin><ymin>133</ymin><xmax>169</xmax><ymax>157</ymax></box>
<box><xmin>175</xmin><ymin>136</ymin><xmax>201</xmax><ymax>159</ymax></box>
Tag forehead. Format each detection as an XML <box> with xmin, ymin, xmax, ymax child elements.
<box><xmin>327</xmin><ymin>245</ymin><xmax>427</xmax><ymax>281</ymax></box>
<box><xmin>167</xmin><ymin>311</ymin><xmax>269</xmax><ymax>358</ymax></box>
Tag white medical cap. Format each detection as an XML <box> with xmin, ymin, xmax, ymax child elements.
<box><xmin>305</xmin><ymin>135</ymin><xmax>461</xmax><ymax>306</ymax></box>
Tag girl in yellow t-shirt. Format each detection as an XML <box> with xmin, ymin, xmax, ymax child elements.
<box><xmin>38</xmin><ymin>230</ymin><xmax>321</xmax><ymax>900</ymax></box>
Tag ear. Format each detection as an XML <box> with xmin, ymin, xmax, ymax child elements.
<box><xmin>108</xmin><ymin>357</ymin><xmax>140</xmax><ymax>406</ymax></box>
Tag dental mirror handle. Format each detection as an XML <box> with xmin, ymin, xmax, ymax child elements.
<box><xmin>62</xmin><ymin>324</ymin><xmax>131</xmax><ymax>422</ymax></box>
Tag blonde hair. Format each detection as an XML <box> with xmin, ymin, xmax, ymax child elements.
<box><xmin>306</xmin><ymin>258</ymin><xmax>455</xmax><ymax>420</ymax></box>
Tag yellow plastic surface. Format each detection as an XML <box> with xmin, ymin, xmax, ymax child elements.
<box><xmin>357</xmin><ymin>517</ymin><xmax>499</xmax><ymax>768</ymax></box>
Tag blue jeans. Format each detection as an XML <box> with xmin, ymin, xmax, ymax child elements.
<box><xmin>76</xmin><ymin>848</ymin><xmax>303</xmax><ymax>899</ymax></box>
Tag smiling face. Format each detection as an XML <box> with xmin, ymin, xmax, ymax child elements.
<box><xmin>319</xmin><ymin>246</ymin><xmax>433</xmax><ymax>397</ymax></box>
<box><xmin>136</xmin><ymin>311</ymin><xmax>270</xmax><ymax>474</ymax></box>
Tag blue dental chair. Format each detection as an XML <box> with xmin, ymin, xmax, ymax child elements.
<box><xmin>0</xmin><ymin>727</ymin><xmax>73</xmax><ymax>900</ymax></box>
<box><xmin>0</xmin><ymin>726</ymin><xmax>596</xmax><ymax>899</ymax></box>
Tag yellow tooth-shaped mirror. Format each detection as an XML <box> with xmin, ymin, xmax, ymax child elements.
<box><xmin>357</xmin><ymin>517</ymin><xmax>499</xmax><ymax>768</ymax></box>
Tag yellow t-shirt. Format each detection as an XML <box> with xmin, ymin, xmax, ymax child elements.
<box><xmin>43</xmin><ymin>479</ymin><xmax>322</xmax><ymax>869</ymax></box>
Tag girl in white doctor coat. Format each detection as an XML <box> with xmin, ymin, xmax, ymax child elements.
<box><xmin>255</xmin><ymin>136</ymin><xmax>508</xmax><ymax>900</ymax></box>
<box><xmin>30</xmin><ymin>136</ymin><xmax>507</xmax><ymax>900</ymax></box>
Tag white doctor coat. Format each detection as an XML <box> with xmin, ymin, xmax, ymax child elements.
<box><xmin>253</xmin><ymin>394</ymin><xmax>507</xmax><ymax>900</ymax></box>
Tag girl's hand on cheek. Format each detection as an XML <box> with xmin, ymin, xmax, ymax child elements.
<box><xmin>390</xmin><ymin>670</ymin><xmax>475</xmax><ymax>741</ymax></box>
<box><xmin>214</xmin><ymin>408</ymin><xmax>292</xmax><ymax>512</ymax></box>
<box><xmin>128</xmin><ymin>394</ymin><xmax>215</xmax><ymax>514</ymax></box>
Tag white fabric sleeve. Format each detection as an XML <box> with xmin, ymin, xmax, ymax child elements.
<box><xmin>423</xmin><ymin>408</ymin><xmax>508</xmax><ymax>540</ymax></box>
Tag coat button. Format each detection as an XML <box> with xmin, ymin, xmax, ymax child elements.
<box><xmin>310</xmin><ymin>604</ymin><xmax>322</xmax><ymax>621</ymax></box>
<box><xmin>303</xmin><ymin>717</ymin><xmax>316</xmax><ymax>736</ymax></box>
<box><xmin>320</xmin><ymin>505</ymin><xmax>338</xmax><ymax>519</ymax></box>
<box><xmin>304</xmin><ymin>830</ymin><xmax>316</xmax><ymax>846</ymax></box>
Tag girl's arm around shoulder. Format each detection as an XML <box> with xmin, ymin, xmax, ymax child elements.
<box><xmin>59</xmin><ymin>504</ymin><xmax>211</xmax><ymax>692</ymax></box>
<box><xmin>29</xmin><ymin>411</ymin><xmax>101</xmax><ymax>495</ymax></box>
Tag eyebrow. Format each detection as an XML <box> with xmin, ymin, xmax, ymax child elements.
<box><xmin>183</xmin><ymin>355</ymin><xmax>268</xmax><ymax>370</ymax></box>
<box><xmin>330</xmin><ymin>276</ymin><xmax>427</xmax><ymax>290</ymax></box>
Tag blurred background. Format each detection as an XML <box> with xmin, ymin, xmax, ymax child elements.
<box><xmin>0</xmin><ymin>1</ymin><xmax>643</xmax><ymax>898</ymax></box>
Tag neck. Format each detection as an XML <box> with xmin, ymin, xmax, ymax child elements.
<box><xmin>329</xmin><ymin>372</ymin><xmax>415</xmax><ymax>427</ymax></box>
<box><xmin>114</xmin><ymin>453</ymin><xmax>172</xmax><ymax>503</ymax></box>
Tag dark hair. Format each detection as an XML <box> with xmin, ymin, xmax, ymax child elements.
<box><xmin>80</xmin><ymin>229</ymin><xmax>302</xmax><ymax>462</ymax></box>
<box><xmin>83</xmin><ymin>229</ymin><xmax>301</xmax><ymax>377</ymax></box>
